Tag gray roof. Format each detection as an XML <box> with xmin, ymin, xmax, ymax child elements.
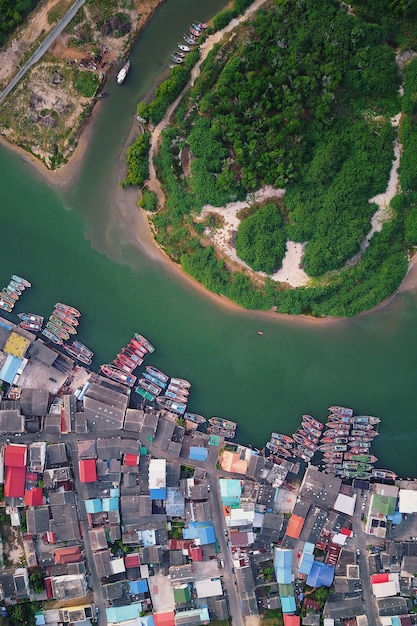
<box><xmin>43</xmin><ymin>466</ymin><xmax>71</xmax><ymax>489</ymax></box>
<box><xmin>75</xmin><ymin>412</ymin><xmax>88</xmax><ymax>433</ymax></box>
<box><xmin>0</xmin><ymin>409</ymin><xmax>24</xmax><ymax>433</ymax></box>
<box><xmin>19</xmin><ymin>388</ymin><xmax>49</xmax><ymax>416</ymax></box>
<box><xmin>324</xmin><ymin>594</ymin><xmax>364</xmax><ymax>619</ymax></box>
<box><xmin>83</xmin><ymin>396</ymin><xmax>126</xmax><ymax>431</ymax></box>
<box><xmin>49</xmin><ymin>491</ymin><xmax>75</xmax><ymax>506</ymax></box>
<box><xmin>47</xmin><ymin>443</ymin><xmax>68</xmax><ymax>466</ymax></box>
<box><xmin>0</xmin><ymin>571</ymin><xmax>16</xmax><ymax>600</ymax></box>
<box><xmin>168</xmin><ymin>564</ymin><xmax>193</xmax><ymax>580</ymax></box>
<box><xmin>89</xmin><ymin>527</ymin><xmax>108</xmax><ymax>551</ymax></box>
<box><xmin>28</xmin><ymin>341</ymin><xmax>58</xmax><ymax>366</ymax></box>
<box><xmin>77</xmin><ymin>440</ymin><xmax>97</xmax><ymax>459</ymax></box>
<box><xmin>0</xmin><ymin>324</ymin><xmax>11</xmax><ymax>350</ymax></box>
<box><xmin>103</xmin><ymin>581</ymin><xmax>125</xmax><ymax>601</ymax></box>
<box><xmin>377</xmin><ymin>596</ymin><xmax>409</xmax><ymax>616</ymax></box>
<box><xmin>153</xmin><ymin>419</ymin><xmax>176</xmax><ymax>451</ymax></box>
<box><xmin>299</xmin><ymin>465</ymin><xmax>342</xmax><ymax>509</ymax></box>
<box><xmin>300</xmin><ymin>505</ymin><xmax>328</xmax><ymax>545</ymax></box>
<box><xmin>27</xmin><ymin>506</ymin><xmax>50</xmax><ymax>534</ymax></box>
<box><xmin>93</xmin><ymin>549</ymin><xmax>113</xmax><ymax>580</ymax></box>
<box><xmin>43</xmin><ymin>414</ymin><xmax>61</xmax><ymax>434</ymax></box>
<box><xmin>96</xmin><ymin>437</ymin><xmax>123</xmax><ymax>460</ymax></box>
<box><xmin>121</xmin><ymin>495</ymin><xmax>152</xmax><ymax>525</ymax></box>
<box><xmin>170</xmin><ymin>551</ymin><xmax>185</xmax><ymax>566</ymax></box>
<box><xmin>85</xmin><ymin>381</ymin><xmax>129</xmax><ymax>410</ymax></box>
<box><xmin>50</xmin><ymin>574</ymin><xmax>86</xmax><ymax>600</ymax></box>
<box><xmin>246</xmin><ymin>454</ymin><xmax>267</xmax><ymax>480</ymax></box>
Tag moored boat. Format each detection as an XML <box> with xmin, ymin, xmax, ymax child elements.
<box><xmin>302</xmin><ymin>414</ymin><xmax>323</xmax><ymax>431</ymax></box>
<box><xmin>344</xmin><ymin>453</ymin><xmax>378</xmax><ymax>463</ymax></box>
<box><xmin>371</xmin><ymin>468</ymin><xmax>397</xmax><ymax>480</ymax></box>
<box><xmin>165</xmin><ymin>389</ymin><xmax>188</xmax><ymax>402</ymax></box>
<box><xmin>52</xmin><ymin>309</ymin><xmax>79</xmax><ymax>326</ymax></box>
<box><xmin>190</xmin><ymin>27</ymin><xmax>201</xmax><ymax>37</ymax></box>
<box><xmin>18</xmin><ymin>313</ymin><xmax>44</xmax><ymax>324</ymax></box>
<box><xmin>113</xmin><ymin>359</ymin><xmax>135</xmax><ymax>374</ymax></box>
<box><xmin>0</xmin><ymin>300</ymin><xmax>13</xmax><ymax>312</ymax></box>
<box><xmin>117</xmin><ymin>60</ymin><xmax>130</xmax><ymax>85</ymax></box>
<box><xmin>50</xmin><ymin>315</ymin><xmax>77</xmax><ymax>334</ymax></box>
<box><xmin>271</xmin><ymin>432</ymin><xmax>293</xmax><ymax>445</ymax></box>
<box><xmin>72</xmin><ymin>340</ymin><xmax>94</xmax><ymax>357</ymax></box>
<box><xmin>10</xmin><ymin>280</ymin><xmax>24</xmax><ymax>292</ymax></box>
<box><xmin>0</xmin><ymin>293</ymin><xmax>16</xmax><ymax>306</ymax></box>
<box><xmin>156</xmin><ymin>396</ymin><xmax>187</xmax><ymax>414</ymax></box>
<box><xmin>328</xmin><ymin>406</ymin><xmax>353</xmax><ymax>417</ymax></box>
<box><xmin>42</xmin><ymin>328</ymin><xmax>63</xmax><ymax>345</ymax></box>
<box><xmin>121</xmin><ymin>349</ymin><xmax>144</xmax><ymax>363</ymax></box>
<box><xmin>326</xmin><ymin>422</ymin><xmax>351</xmax><ymax>430</ymax></box>
<box><xmin>167</xmin><ymin>383</ymin><xmax>189</xmax><ymax>397</ymax></box>
<box><xmin>184</xmin><ymin>34</ymin><xmax>196</xmax><ymax>45</ymax></box>
<box><xmin>171</xmin><ymin>55</ymin><xmax>184</xmax><ymax>64</ymax></box>
<box><xmin>318</xmin><ymin>443</ymin><xmax>347</xmax><ymax>452</ymax></box>
<box><xmin>134</xmin><ymin>333</ymin><xmax>155</xmax><ymax>352</ymax></box>
<box><xmin>209</xmin><ymin>417</ymin><xmax>236</xmax><ymax>430</ymax></box>
<box><xmin>100</xmin><ymin>364</ymin><xmax>137</xmax><ymax>387</ymax></box>
<box><xmin>298</xmin><ymin>429</ymin><xmax>319</xmax><ymax>444</ymax></box>
<box><xmin>170</xmin><ymin>377</ymin><xmax>191</xmax><ymax>388</ymax></box>
<box><xmin>146</xmin><ymin>365</ymin><xmax>169</xmax><ymax>383</ymax></box>
<box><xmin>138</xmin><ymin>378</ymin><xmax>162</xmax><ymax>396</ymax></box>
<box><xmin>143</xmin><ymin>371</ymin><xmax>166</xmax><ymax>388</ymax></box>
<box><xmin>46</xmin><ymin>322</ymin><xmax>70</xmax><ymax>340</ymax></box>
<box><xmin>293</xmin><ymin>433</ymin><xmax>316</xmax><ymax>451</ymax></box>
<box><xmin>184</xmin><ymin>412</ymin><xmax>206</xmax><ymax>424</ymax></box>
<box><xmin>55</xmin><ymin>303</ymin><xmax>81</xmax><ymax>317</ymax></box>
<box><xmin>178</xmin><ymin>43</ymin><xmax>190</xmax><ymax>52</ymax></box>
<box><xmin>20</xmin><ymin>321</ymin><xmax>42</xmax><ymax>331</ymax></box>
<box><xmin>1</xmin><ymin>290</ymin><xmax>18</xmax><ymax>302</ymax></box>
<box><xmin>356</xmin><ymin>415</ymin><xmax>381</xmax><ymax>425</ymax></box>
<box><xmin>266</xmin><ymin>441</ymin><xmax>291</xmax><ymax>458</ymax></box>
<box><xmin>64</xmin><ymin>345</ymin><xmax>92</xmax><ymax>365</ymax></box>
<box><xmin>12</xmin><ymin>275</ymin><xmax>31</xmax><ymax>288</ymax></box>
<box><xmin>135</xmin><ymin>386</ymin><xmax>156</xmax><ymax>402</ymax></box>
<box><xmin>4</xmin><ymin>287</ymin><xmax>19</xmax><ymax>300</ymax></box>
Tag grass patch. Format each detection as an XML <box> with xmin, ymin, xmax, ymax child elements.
<box><xmin>72</xmin><ymin>69</ymin><xmax>100</xmax><ymax>97</ymax></box>
<box><xmin>47</xmin><ymin>0</ymin><xmax>72</xmax><ymax>25</ymax></box>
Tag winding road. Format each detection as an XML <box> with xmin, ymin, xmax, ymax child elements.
<box><xmin>0</xmin><ymin>0</ymin><xmax>85</xmax><ymax>104</ymax></box>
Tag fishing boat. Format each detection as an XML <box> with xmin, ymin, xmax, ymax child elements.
<box><xmin>207</xmin><ymin>425</ymin><xmax>235</xmax><ymax>438</ymax></box>
<box><xmin>191</xmin><ymin>22</ymin><xmax>203</xmax><ymax>32</ymax></box>
<box><xmin>113</xmin><ymin>359</ymin><xmax>135</xmax><ymax>374</ymax></box>
<box><xmin>296</xmin><ymin>444</ymin><xmax>315</xmax><ymax>460</ymax></box>
<box><xmin>184</xmin><ymin>412</ymin><xmax>206</xmax><ymax>424</ymax></box>
<box><xmin>0</xmin><ymin>300</ymin><xmax>13</xmax><ymax>312</ymax></box>
<box><xmin>117</xmin><ymin>60</ymin><xmax>130</xmax><ymax>84</ymax></box>
<box><xmin>52</xmin><ymin>309</ymin><xmax>79</xmax><ymax>326</ymax></box>
<box><xmin>302</xmin><ymin>424</ymin><xmax>322</xmax><ymax>438</ymax></box>
<box><xmin>116</xmin><ymin>354</ymin><xmax>140</xmax><ymax>370</ymax></box>
<box><xmin>328</xmin><ymin>406</ymin><xmax>353</xmax><ymax>417</ymax></box>
<box><xmin>100</xmin><ymin>364</ymin><xmax>137</xmax><ymax>387</ymax></box>
<box><xmin>356</xmin><ymin>415</ymin><xmax>381</xmax><ymax>425</ymax></box>
<box><xmin>184</xmin><ymin>34</ymin><xmax>196</xmax><ymax>45</ymax></box>
<box><xmin>156</xmin><ymin>396</ymin><xmax>187</xmax><ymax>414</ymax></box>
<box><xmin>293</xmin><ymin>433</ymin><xmax>316</xmax><ymax>451</ymax></box>
<box><xmin>42</xmin><ymin>328</ymin><xmax>63</xmax><ymax>345</ymax></box>
<box><xmin>209</xmin><ymin>417</ymin><xmax>236</xmax><ymax>430</ymax></box>
<box><xmin>371</xmin><ymin>468</ymin><xmax>397</xmax><ymax>480</ymax></box>
<box><xmin>190</xmin><ymin>27</ymin><xmax>201</xmax><ymax>37</ymax></box>
<box><xmin>0</xmin><ymin>293</ymin><xmax>16</xmax><ymax>306</ymax></box>
<box><xmin>135</xmin><ymin>386</ymin><xmax>156</xmax><ymax>402</ymax></box>
<box><xmin>170</xmin><ymin>55</ymin><xmax>184</xmax><ymax>64</ymax></box>
<box><xmin>143</xmin><ymin>372</ymin><xmax>167</xmax><ymax>388</ymax></box>
<box><xmin>129</xmin><ymin>340</ymin><xmax>148</xmax><ymax>355</ymax></box>
<box><xmin>167</xmin><ymin>383</ymin><xmax>189</xmax><ymax>397</ymax></box>
<box><xmin>302</xmin><ymin>414</ymin><xmax>323</xmax><ymax>431</ymax></box>
<box><xmin>349</xmin><ymin>446</ymin><xmax>370</xmax><ymax>455</ymax></box>
<box><xmin>165</xmin><ymin>389</ymin><xmax>188</xmax><ymax>402</ymax></box>
<box><xmin>194</xmin><ymin>21</ymin><xmax>207</xmax><ymax>29</ymax></box>
<box><xmin>326</xmin><ymin>422</ymin><xmax>351</xmax><ymax>430</ymax></box>
<box><xmin>12</xmin><ymin>275</ymin><xmax>31</xmax><ymax>288</ymax></box>
<box><xmin>20</xmin><ymin>321</ymin><xmax>42</xmax><ymax>332</ymax></box>
<box><xmin>10</xmin><ymin>280</ymin><xmax>24</xmax><ymax>292</ymax></box>
<box><xmin>134</xmin><ymin>333</ymin><xmax>155</xmax><ymax>353</ymax></box>
<box><xmin>170</xmin><ymin>377</ymin><xmax>191</xmax><ymax>388</ymax></box>
<box><xmin>271</xmin><ymin>432</ymin><xmax>293</xmax><ymax>445</ymax></box>
<box><xmin>266</xmin><ymin>441</ymin><xmax>292</xmax><ymax>458</ymax></box>
<box><xmin>72</xmin><ymin>340</ymin><xmax>94</xmax><ymax>357</ymax></box>
<box><xmin>18</xmin><ymin>313</ymin><xmax>44</xmax><ymax>324</ymax></box>
<box><xmin>298</xmin><ymin>429</ymin><xmax>319</xmax><ymax>444</ymax></box>
<box><xmin>55</xmin><ymin>303</ymin><xmax>81</xmax><ymax>317</ymax></box>
<box><xmin>343</xmin><ymin>461</ymin><xmax>373</xmax><ymax>471</ymax></box>
<box><xmin>122</xmin><ymin>348</ymin><xmax>144</xmax><ymax>362</ymax></box>
<box><xmin>323</xmin><ymin>452</ymin><xmax>344</xmax><ymax>461</ymax></box>
<box><xmin>344</xmin><ymin>453</ymin><xmax>378</xmax><ymax>463</ymax></box>
<box><xmin>318</xmin><ymin>443</ymin><xmax>347</xmax><ymax>452</ymax></box>
<box><xmin>49</xmin><ymin>315</ymin><xmax>77</xmax><ymax>334</ymax></box>
<box><xmin>46</xmin><ymin>322</ymin><xmax>70</xmax><ymax>340</ymax></box>
<box><xmin>64</xmin><ymin>345</ymin><xmax>92</xmax><ymax>365</ymax></box>
<box><xmin>348</xmin><ymin>441</ymin><xmax>370</xmax><ymax>448</ymax></box>
<box><xmin>138</xmin><ymin>378</ymin><xmax>162</xmax><ymax>396</ymax></box>
<box><xmin>178</xmin><ymin>43</ymin><xmax>190</xmax><ymax>52</ymax></box>
<box><xmin>2</xmin><ymin>289</ymin><xmax>18</xmax><ymax>301</ymax></box>
<box><xmin>323</xmin><ymin>429</ymin><xmax>350</xmax><ymax>438</ymax></box>
<box><xmin>146</xmin><ymin>366</ymin><xmax>169</xmax><ymax>383</ymax></box>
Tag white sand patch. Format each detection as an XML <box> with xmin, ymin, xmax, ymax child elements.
<box><xmin>272</xmin><ymin>241</ymin><xmax>309</xmax><ymax>286</ymax></box>
<box><xmin>200</xmin><ymin>187</ymin><xmax>309</xmax><ymax>286</ymax></box>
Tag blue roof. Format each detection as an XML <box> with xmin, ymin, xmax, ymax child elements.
<box><xmin>274</xmin><ymin>548</ymin><xmax>292</xmax><ymax>568</ymax></box>
<box><xmin>390</xmin><ymin>510</ymin><xmax>402</xmax><ymax>524</ymax></box>
<box><xmin>183</xmin><ymin>521</ymin><xmax>216</xmax><ymax>544</ymax></box>
<box><xmin>85</xmin><ymin>498</ymin><xmax>102</xmax><ymax>514</ymax></box>
<box><xmin>150</xmin><ymin>488</ymin><xmax>167</xmax><ymax>500</ymax></box>
<box><xmin>189</xmin><ymin>446</ymin><xmax>208</xmax><ymax>461</ymax></box>
<box><xmin>304</xmin><ymin>542</ymin><xmax>315</xmax><ymax>554</ymax></box>
<box><xmin>129</xmin><ymin>579</ymin><xmax>148</xmax><ymax>594</ymax></box>
<box><xmin>110</xmin><ymin>487</ymin><xmax>120</xmax><ymax>497</ymax></box>
<box><xmin>0</xmin><ymin>354</ymin><xmax>23</xmax><ymax>384</ymax></box>
<box><xmin>299</xmin><ymin>552</ymin><xmax>314</xmax><ymax>575</ymax></box>
<box><xmin>106</xmin><ymin>603</ymin><xmax>142</xmax><ymax>623</ymax></box>
<box><xmin>0</xmin><ymin>321</ymin><xmax>12</xmax><ymax>330</ymax></box>
<box><xmin>102</xmin><ymin>497</ymin><xmax>119</xmax><ymax>512</ymax></box>
<box><xmin>219</xmin><ymin>478</ymin><xmax>242</xmax><ymax>507</ymax></box>
<box><xmin>137</xmin><ymin>617</ymin><xmax>155</xmax><ymax>626</ymax></box>
<box><xmin>281</xmin><ymin>596</ymin><xmax>296</xmax><ymax>614</ymax></box>
<box><xmin>306</xmin><ymin>561</ymin><xmax>335</xmax><ymax>588</ymax></box>
<box><xmin>391</xmin><ymin>618</ymin><xmax>401</xmax><ymax>626</ymax></box>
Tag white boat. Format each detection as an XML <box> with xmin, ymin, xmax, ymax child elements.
<box><xmin>117</xmin><ymin>60</ymin><xmax>130</xmax><ymax>85</ymax></box>
<box><xmin>178</xmin><ymin>44</ymin><xmax>190</xmax><ymax>52</ymax></box>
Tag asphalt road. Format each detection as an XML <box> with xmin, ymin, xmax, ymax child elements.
<box><xmin>0</xmin><ymin>0</ymin><xmax>86</xmax><ymax>104</ymax></box>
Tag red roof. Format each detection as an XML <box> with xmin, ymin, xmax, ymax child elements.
<box><xmin>4</xmin><ymin>444</ymin><xmax>27</xmax><ymax>467</ymax></box>
<box><xmin>124</xmin><ymin>454</ymin><xmax>139</xmax><ymax>466</ymax></box>
<box><xmin>189</xmin><ymin>546</ymin><xmax>203</xmax><ymax>561</ymax></box>
<box><xmin>44</xmin><ymin>577</ymin><xmax>53</xmax><ymax>599</ymax></box>
<box><xmin>79</xmin><ymin>459</ymin><xmax>97</xmax><ymax>483</ymax></box>
<box><xmin>284</xmin><ymin>616</ymin><xmax>300</xmax><ymax>626</ymax></box>
<box><xmin>125</xmin><ymin>553</ymin><xmax>141</xmax><ymax>568</ymax></box>
<box><xmin>371</xmin><ymin>573</ymin><xmax>390</xmax><ymax>584</ymax></box>
<box><xmin>168</xmin><ymin>539</ymin><xmax>193</xmax><ymax>550</ymax></box>
<box><xmin>286</xmin><ymin>514</ymin><xmax>304</xmax><ymax>539</ymax></box>
<box><xmin>24</xmin><ymin>488</ymin><xmax>43</xmax><ymax>506</ymax></box>
<box><xmin>54</xmin><ymin>546</ymin><xmax>82</xmax><ymax>564</ymax></box>
<box><xmin>4</xmin><ymin>466</ymin><xmax>26</xmax><ymax>497</ymax></box>
<box><xmin>26</xmin><ymin>472</ymin><xmax>38</xmax><ymax>482</ymax></box>
<box><xmin>340</xmin><ymin>527</ymin><xmax>352</xmax><ymax>536</ymax></box>
<box><xmin>153</xmin><ymin>612</ymin><xmax>175</xmax><ymax>626</ymax></box>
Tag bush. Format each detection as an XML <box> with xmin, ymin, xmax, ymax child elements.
<box><xmin>121</xmin><ymin>132</ymin><xmax>150</xmax><ymax>187</ymax></box>
<box><xmin>72</xmin><ymin>69</ymin><xmax>100</xmax><ymax>97</ymax></box>
<box><xmin>140</xmin><ymin>189</ymin><xmax>157</xmax><ymax>212</ymax></box>
<box><xmin>236</xmin><ymin>204</ymin><xmax>287</xmax><ymax>274</ymax></box>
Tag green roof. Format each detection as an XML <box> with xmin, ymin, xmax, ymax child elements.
<box><xmin>372</xmin><ymin>494</ymin><xmax>397</xmax><ymax>517</ymax></box>
<box><xmin>279</xmin><ymin>583</ymin><xmax>294</xmax><ymax>596</ymax></box>
<box><xmin>209</xmin><ymin>435</ymin><xmax>220</xmax><ymax>446</ymax></box>
<box><xmin>174</xmin><ymin>585</ymin><xmax>191</xmax><ymax>604</ymax></box>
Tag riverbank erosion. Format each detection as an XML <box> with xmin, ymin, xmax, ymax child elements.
<box><xmin>0</xmin><ymin>0</ymin><xmax>166</xmax><ymax>173</ymax></box>
<box><xmin>134</xmin><ymin>0</ymin><xmax>417</xmax><ymax>318</ymax></box>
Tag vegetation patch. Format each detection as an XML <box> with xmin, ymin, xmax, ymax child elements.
<box><xmin>72</xmin><ymin>68</ymin><xmax>99</xmax><ymax>97</ymax></box>
<box><xmin>236</xmin><ymin>203</ymin><xmax>286</xmax><ymax>274</ymax></box>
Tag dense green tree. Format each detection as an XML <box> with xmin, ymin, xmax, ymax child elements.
<box><xmin>236</xmin><ymin>204</ymin><xmax>287</xmax><ymax>274</ymax></box>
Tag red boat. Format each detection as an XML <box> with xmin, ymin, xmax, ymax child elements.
<box><xmin>100</xmin><ymin>364</ymin><xmax>136</xmax><ymax>386</ymax></box>
<box><xmin>302</xmin><ymin>414</ymin><xmax>323</xmax><ymax>431</ymax></box>
<box><xmin>52</xmin><ymin>309</ymin><xmax>79</xmax><ymax>326</ymax></box>
<box><xmin>113</xmin><ymin>359</ymin><xmax>135</xmax><ymax>374</ymax></box>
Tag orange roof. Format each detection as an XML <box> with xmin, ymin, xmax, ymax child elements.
<box><xmin>189</xmin><ymin>546</ymin><xmax>203</xmax><ymax>561</ymax></box>
<box><xmin>286</xmin><ymin>514</ymin><xmax>304</xmax><ymax>539</ymax></box>
<box><xmin>153</xmin><ymin>612</ymin><xmax>175</xmax><ymax>626</ymax></box>
<box><xmin>284</xmin><ymin>616</ymin><xmax>300</xmax><ymax>626</ymax></box>
<box><xmin>4</xmin><ymin>444</ymin><xmax>27</xmax><ymax>467</ymax></box>
<box><xmin>24</xmin><ymin>488</ymin><xmax>43</xmax><ymax>506</ymax></box>
<box><xmin>220</xmin><ymin>450</ymin><xmax>248</xmax><ymax>474</ymax></box>
<box><xmin>54</xmin><ymin>546</ymin><xmax>82</xmax><ymax>564</ymax></box>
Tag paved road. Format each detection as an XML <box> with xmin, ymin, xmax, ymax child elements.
<box><xmin>0</xmin><ymin>0</ymin><xmax>86</xmax><ymax>104</ymax></box>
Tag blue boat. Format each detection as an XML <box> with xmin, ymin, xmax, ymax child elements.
<box><xmin>143</xmin><ymin>371</ymin><xmax>167</xmax><ymax>388</ymax></box>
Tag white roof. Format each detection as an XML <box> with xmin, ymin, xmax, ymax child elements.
<box><xmin>323</xmin><ymin>619</ymin><xmax>335</xmax><ymax>626</ymax></box>
<box><xmin>334</xmin><ymin>492</ymin><xmax>356</xmax><ymax>516</ymax></box>
<box><xmin>332</xmin><ymin>532</ymin><xmax>348</xmax><ymax>546</ymax></box>
<box><xmin>110</xmin><ymin>557</ymin><xmax>126</xmax><ymax>574</ymax></box>
<box><xmin>372</xmin><ymin>580</ymin><xmax>398</xmax><ymax>598</ymax></box>
<box><xmin>149</xmin><ymin>458</ymin><xmax>166</xmax><ymax>489</ymax></box>
<box><xmin>195</xmin><ymin>578</ymin><xmax>223</xmax><ymax>598</ymax></box>
<box><xmin>398</xmin><ymin>489</ymin><xmax>417</xmax><ymax>513</ymax></box>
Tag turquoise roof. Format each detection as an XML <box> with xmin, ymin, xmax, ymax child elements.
<box><xmin>281</xmin><ymin>596</ymin><xmax>296</xmax><ymax>614</ymax></box>
<box><xmin>219</xmin><ymin>478</ymin><xmax>242</xmax><ymax>507</ymax></box>
<box><xmin>85</xmin><ymin>498</ymin><xmax>102</xmax><ymax>513</ymax></box>
<box><xmin>110</xmin><ymin>487</ymin><xmax>120</xmax><ymax>497</ymax></box>
<box><xmin>106</xmin><ymin>603</ymin><xmax>142</xmax><ymax>623</ymax></box>
<box><xmin>304</xmin><ymin>542</ymin><xmax>315</xmax><ymax>554</ymax></box>
<box><xmin>102</xmin><ymin>497</ymin><xmax>119</xmax><ymax>512</ymax></box>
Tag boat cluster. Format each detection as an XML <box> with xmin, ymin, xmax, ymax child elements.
<box><xmin>100</xmin><ymin>334</ymin><xmax>156</xmax><ymax>387</ymax></box>
<box><xmin>0</xmin><ymin>275</ymin><xmax>31</xmax><ymax>312</ymax></box>
<box><xmin>207</xmin><ymin>417</ymin><xmax>237</xmax><ymax>439</ymax></box>
<box><xmin>264</xmin><ymin>406</ymin><xmax>396</xmax><ymax>482</ymax></box>
<box><xmin>170</xmin><ymin>22</ymin><xmax>206</xmax><ymax>65</ymax></box>
<box><xmin>138</xmin><ymin>367</ymin><xmax>192</xmax><ymax>413</ymax></box>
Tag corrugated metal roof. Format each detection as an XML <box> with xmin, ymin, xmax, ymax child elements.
<box><xmin>0</xmin><ymin>354</ymin><xmax>23</xmax><ymax>384</ymax></box>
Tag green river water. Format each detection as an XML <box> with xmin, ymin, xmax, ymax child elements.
<box><xmin>1</xmin><ymin>0</ymin><xmax>417</xmax><ymax>476</ymax></box>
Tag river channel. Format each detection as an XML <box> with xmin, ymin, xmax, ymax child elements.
<box><xmin>1</xmin><ymin>0</ymin><xmax>417</xmax><ymax>477</ymax></box>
